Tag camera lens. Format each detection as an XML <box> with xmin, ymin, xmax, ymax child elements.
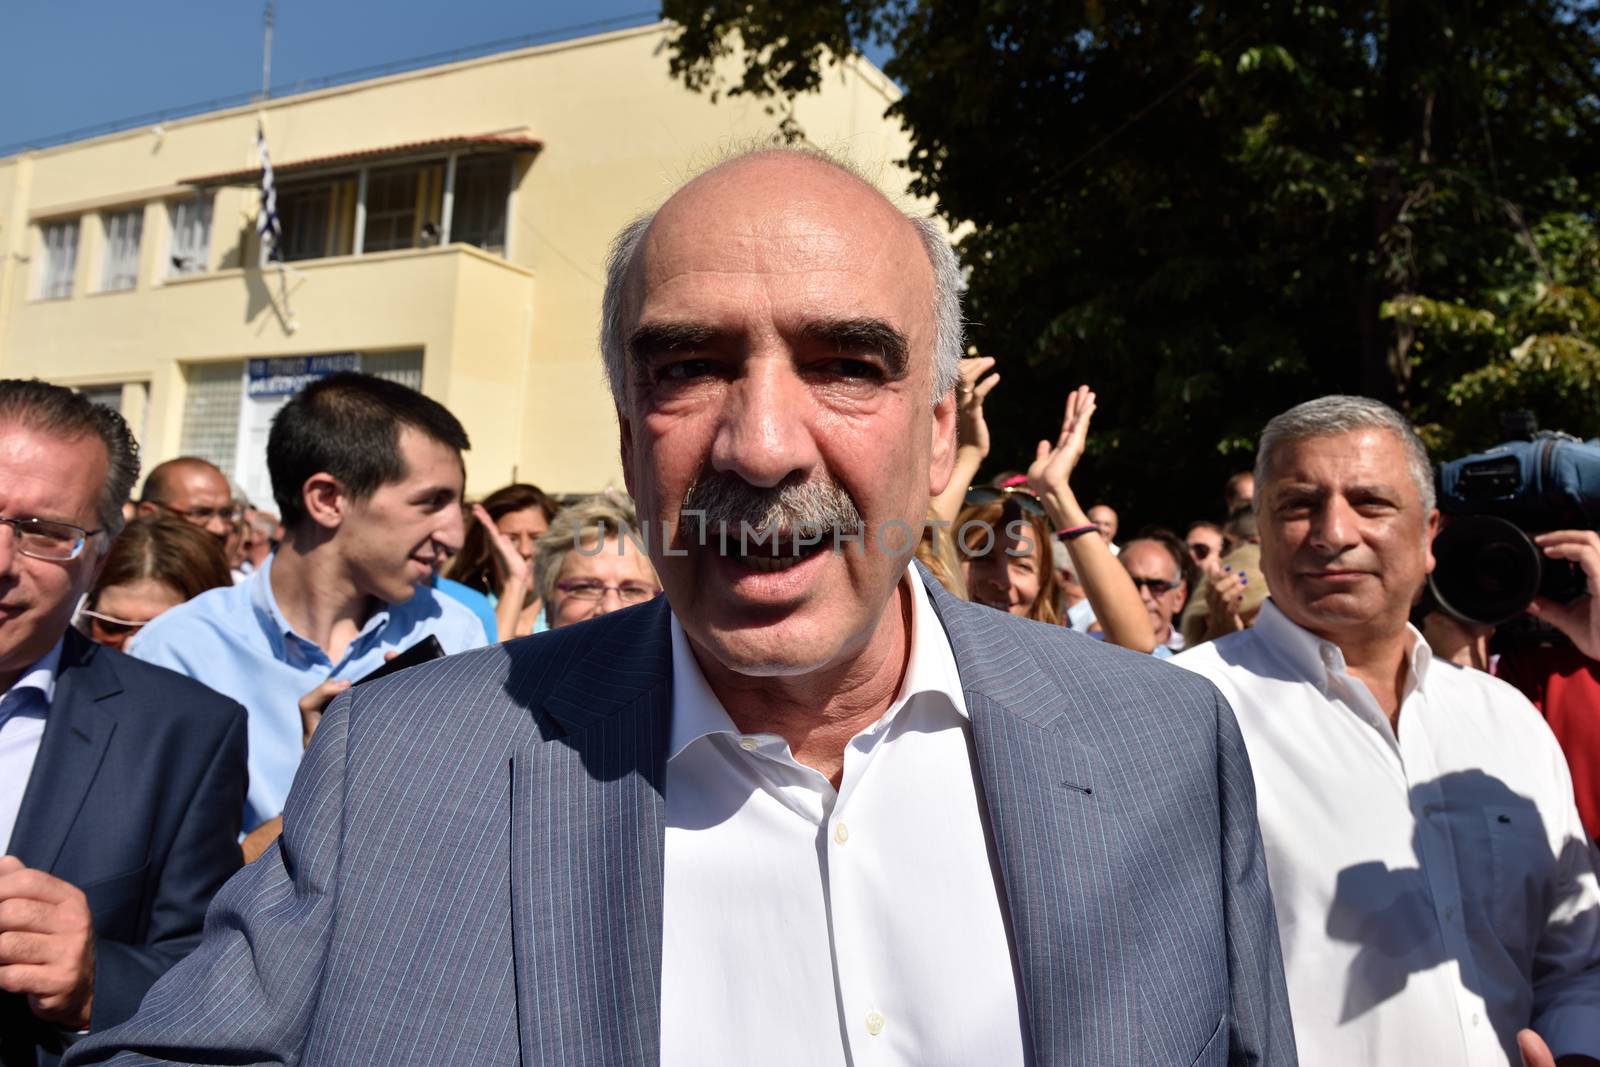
<box><xmin>1428</xmin><ymin>515</ymin><xmax>1542</xmax><ymax>626</ymax></box>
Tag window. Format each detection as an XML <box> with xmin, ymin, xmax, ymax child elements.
<box><xmin>275</xmin><ymin>178</ymin><xmax>356</xmax><ymax>262</ymax></box>
<box><xmin>178</xmin><ymin>361</ymin><xmax>243</xmax><ymax>481</ymax></box>
<box><xmin>363</xmin><ymin>349</ymin><xmax>424</xmax><ymax>390</ymax></box>
<box><xmin>168</xmin><ymin>195</ymin><xmax>213</xmax><ymax>276</ymax></box>
<box><xmin>363</xmin><ymin>166</ymin><xmax>423</xmax><ymax>252</ymax></box>
<box><xmin>77</xmin><ymin>384</ymin><xmax>123</xmax><ymax>411</ymax></box>
<box><xmin>76</xmin><ymin>382</ymin><xmax>149</xmax><ymax>444</ymax></box>
<box><xmin>277</xmin><ymin>183</ymin><xmax>331</xmax><ymax>262</ymax></box>
<box><xmin>38</xmin><ymin>219</ymin><xmax>79</xmax><ymax>299</ymax></box>
<box><xmin>451</xmin><ymin>157</ymin><xmax>511</xmax><ymax>253</ymax></box>
<box><xmin>100</xmin><ymin>208</ymin><xmax>143</xmax><ymax>291</ymax></box>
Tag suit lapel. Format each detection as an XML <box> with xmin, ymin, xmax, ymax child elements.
<box><xmin>925</xmin><ymin>572</ymin><xmax>1136</xmax><ymax>1067</ymax></box>
<box><xmin>9</xmin><ymin>630</ymin><xmax>121</xmax><ymax>872</ymax></box>
<box><xmin>509</xmin><ymin>600</ymin><xmax>672</xmax><ymax>1067</ymax></box>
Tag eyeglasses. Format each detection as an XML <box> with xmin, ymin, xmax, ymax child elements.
<box><xmin>554</xmin><ymin>579</ymin><xmax>660</xmax><ymax>604</ymax></box>
<box><xmin>156</xmin><ymin>501</ymin><xmax>244</xmax><ymax>525</ymax></box>
<box><xmin>1187</xmin><ymin>542</ymin><xmax>1213</xmax><ymax>561</ymax></box>
<box><xmin>0</xmin><ymin>514</ymin><xmax>101</xmax><ymax>561</ymax></box>
<box><xmin>80</xmin><ymin>608</ymin><xmax>149</xmax><ymax>639</ymax></box>
<box><xmin>963</xmin><ymin>485</ymin><xmax>1047</xmax><ymax>519</ymax></box>
<box><xmin>1130</xmin><ymin>576</ymin><xmax>1180</xmax><ymax>596</ymax></box>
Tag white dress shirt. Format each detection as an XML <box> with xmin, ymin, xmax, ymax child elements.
<box><xmin>1177</xmin><ymin>599</ymin><xmax>1600</xmax><ymax>1066</ymax></box>
<box><xmin>660</xmin><ymin>568</ymin><xmax>1028</xmax><ymax>1067</ymax></box>
<box><xmin>0</xmin><ymin>637</ymin><xmax>63</xmax><ymax>853</ymax></box>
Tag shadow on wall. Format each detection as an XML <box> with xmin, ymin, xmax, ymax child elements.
<box><xmin>243</xmin><ymin>263</ymin><xmax>300</xmax><ymax>336</ymax></box>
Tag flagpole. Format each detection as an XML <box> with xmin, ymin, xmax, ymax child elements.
<box><xmin>261</xmin><ymin>2</ymin><xmax>274</xmax><ymax>100</ymax></box>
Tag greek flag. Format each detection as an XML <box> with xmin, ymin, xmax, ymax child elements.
<box><xmin>256</xmin><ymin>122</ymin><xmax>281</xmax><ymax>266</ymax></box>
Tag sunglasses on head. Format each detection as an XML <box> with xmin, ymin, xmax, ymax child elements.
<box><xmin>80</xmin><ymin>608</ymin><xmax>147</xmax><ymax>639</ymax></box>
<box><xmin>963</xmin><ymin>485</ymin><xmax>1047</xmax><ymax>519</ymax></box>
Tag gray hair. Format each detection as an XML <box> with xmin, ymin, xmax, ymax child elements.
<box><xmin>599</xmin><ymin>148</ymin><xmax>964</xmax><ymax>408</ymax></box>
<box><xmin>0</xmin><ymin>379</ymin><xmax>140</xmax><ymax>539</ymax></box>
<box><xmin>1255</xmin><ymin>395</ymin><xmax>1436</xmax><ymax>514</ymax></box>
<box><xmin>532</xmin><ymin>491</ymin><xmax>655</xmax><ymax>613</ymax></box>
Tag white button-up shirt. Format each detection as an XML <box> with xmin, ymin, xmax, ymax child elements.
<box><xmin>1177</xmin><ymin>599</ymin><xmax>1600</xmax><ymax>1066</ymax></box>
<box><xmin>0</xmin><ymin>637</ymin><xmax>63</xmax><ymax>853</ymax></box>
<box><xmin>660</xmin><ymin>568</ymin><xmax>1028</xmax><ymax>1067</ymax></box>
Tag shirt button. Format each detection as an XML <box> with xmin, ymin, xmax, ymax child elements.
<box><xmin>865</xmin><ymin>1010</ymin><xmax>885</xmax><ymax>1036</ymax></box>
<box><xmin>1444</xmin><ymin>905</ymin><xmax>1456</xmax><ymax>920</ymax></box>
<box><xmin>834</xmin><ymin>822</ymin><xmax>850</xmax><ymax>845</ymax></box>
<box><xmin>1470</xmin><ymin>1013</ymin><xmax>1481</xmax><ymax>1027</ymax></box>
<box><xmin>739</xmin><ymin>737</ymin><xmax>758</xmax><ymax>751</ymax></box>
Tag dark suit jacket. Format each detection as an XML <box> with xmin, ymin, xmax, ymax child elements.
<box><xmin>1</xmin><ymin>629</ymin><xmax>247</xmax><ymax>1067</ymax></box>
<box><xmin>70</xmin><ymin>568</ymin><xmax>1296</xmax><ymax>1065</ymax></box>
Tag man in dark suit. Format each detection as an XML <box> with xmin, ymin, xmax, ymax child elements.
<box><xmin>0</xmin><ymin>381</ymin><xmax>246</xmax><ymax>1067</ymax></box>
<box><xmin>70</xmin><ymin>150</ymin><xmax>1294</xmax><ymax>1065</ymax></box>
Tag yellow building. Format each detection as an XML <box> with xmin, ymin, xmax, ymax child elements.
<box><xmin>0</xmin><ymin>22</ymin><xmax>916</xmax><ymax>504</ymax></box>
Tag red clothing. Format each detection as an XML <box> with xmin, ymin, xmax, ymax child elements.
<box><xmin>1498</xmin><ymin>644</ymin><xmax>1600</xmax><ymax>841</ymax></box>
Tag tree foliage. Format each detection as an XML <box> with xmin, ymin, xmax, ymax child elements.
<box><xmin>662</xmin><ymin>0</ymin><xmax>1600</xmax><ymax>526</ymax></box>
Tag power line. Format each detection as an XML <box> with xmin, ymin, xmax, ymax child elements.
<box><xmin>0</xmin><ymin>10</ymin><xmax>657</xmax><ymax>157</ymax></box>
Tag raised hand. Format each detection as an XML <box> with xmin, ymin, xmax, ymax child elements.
<box><xmin>956</xmin><ymin>355</ymin><xmax>1000</xmax><ymax>457</ymax></box>
<box><xmin>1027</xmin><ymin>385</ymin><xmax>1096</xmax><ymax>499</ymax></box>
<box><xmin>474</xmin><ymin>504</ymin><xmax>531</xmax><ymax>592</ymax></box>
<box><xmin>1204</xmin><ymin>566</ymin><xmax>1249</xmax><ymax>638</ymax></box>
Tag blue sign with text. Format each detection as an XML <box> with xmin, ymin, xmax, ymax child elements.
<box><xmin>246</xmin><ymin>353</ymin><xmax>361</xmax><ymax>398</ymax></box>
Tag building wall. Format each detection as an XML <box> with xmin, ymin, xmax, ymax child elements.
<box><xmin>0</xmin><ymin>23</ymin><xmax>918</xmax><ymax>499</ymax></box>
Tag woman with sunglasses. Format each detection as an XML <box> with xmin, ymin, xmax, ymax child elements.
<box><xmin>78</xmin><ymin>517</ymin><xmax>233</xmax><ymax>651</ymax></box>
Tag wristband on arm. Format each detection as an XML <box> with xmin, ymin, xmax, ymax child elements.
<box><xmin>1057</xmin><ymin>524</ymin><xmax>1100</xmax><ymax>541</ymax></box>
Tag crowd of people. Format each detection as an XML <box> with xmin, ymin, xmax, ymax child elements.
<box><xmin>0</xmin><ymin>145</ymin><xmax>1597</xmax><ymax>1066</ymax></box>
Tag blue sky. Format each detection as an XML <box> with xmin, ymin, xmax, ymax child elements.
<box><xmin>0</xmin><ymin>1</ymin><xmax>663</xmax><ymax>153</ymax></box>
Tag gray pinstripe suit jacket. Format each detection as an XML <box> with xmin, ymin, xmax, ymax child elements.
<box><xmin>66</xmin><ymin>568</ymin><xmax>1296</xmax><ymax>1066</ymax></box>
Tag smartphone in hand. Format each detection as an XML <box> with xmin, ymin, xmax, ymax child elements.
<box><xmin>352</xmin><ymin>635</ymin><xmax>446</xmax><ymax>687</ymax></box>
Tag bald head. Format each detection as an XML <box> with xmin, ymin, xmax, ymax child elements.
<box><xmin>138</xmin><ymin>456</ymin><xmax>236</xmax><ymax>540</ymax></box>
<box><xmin>600</xmin><ymin>148</ymin><xmax>963</xmax><ymax>407</ymax></box>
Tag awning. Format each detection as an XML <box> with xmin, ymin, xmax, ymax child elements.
<box><xmin>182</xmin><ymin>134</ymin><xmax>542</xmax><ymax>186</ymax></box>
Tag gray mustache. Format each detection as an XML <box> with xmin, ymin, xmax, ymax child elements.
<box><xmin>679</xmin><ymin>474</ymin><xmax>864</xmax><ymax>543</ymax></box>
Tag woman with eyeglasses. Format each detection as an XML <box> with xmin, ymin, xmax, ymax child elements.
<box><xmin>78</xmin><ymin>518</ymin><xmax>233</xmax><ymax>652</ymax></box>
<box><xmin>532</xmin><ymin>492</ymin><xmax>662</xmax><ymax>630</ymax></box>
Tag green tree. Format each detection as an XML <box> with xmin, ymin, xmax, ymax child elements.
<box><xmin>662</xmin><ymin>0</ymin><xmax>1600</xmax><ymax>525</ymax></box>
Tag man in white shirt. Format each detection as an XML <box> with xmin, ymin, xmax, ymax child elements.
<box><xmin>1177</xmin><ymin>394</ymin><xmax>1600</xmax><ymax>1067</ymax></box>
<box><xmin>71</xmin><ymin>147</ymin><xmax>1295</xmax><ymax>1067</ymax></box>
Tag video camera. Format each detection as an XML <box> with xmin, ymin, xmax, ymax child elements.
<box><xmin>1428</xmin><ymin>414</ymin><xmax>1600</xmax><ymax>626</ymax></box>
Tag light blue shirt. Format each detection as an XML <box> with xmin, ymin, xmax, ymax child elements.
<box><xmin>0</xmin><ymin>637</ymin><xmax>62</xmax><ymax>853</ymax></box>
<box><xmin>434</xmin><ymin>576</ymin><xmax>498</xmax><ymax>644</ymax></box>
<box><xmin>129</xmin><ymin>555</ymin><xmax>487</xmax><ymax>831</ymax></box>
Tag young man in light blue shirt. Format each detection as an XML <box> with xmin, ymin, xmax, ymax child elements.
<box><xmin>130</xmin><ymin>373</ymin><xmax>487</xmax><ymax>833</ymax></box>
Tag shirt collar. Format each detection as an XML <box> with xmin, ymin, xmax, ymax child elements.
<box><xmin>249</xmin><ymin>552</ymin><xmax>395</xmax><ymax>657</ymax></box>
<box><xmin>667</xmin><ymin>564</ymin><xmax>968</xmax><ymax>761</ymax></box>
<box><xmin>5</xmin><ymin>635</ymin><xmax>64</xmax><ymax>707</ymax></box>
<box><xmin>1253</xmin><ymin>597</ymin><xmax>1433</xmax><ymax>694</ymax></box>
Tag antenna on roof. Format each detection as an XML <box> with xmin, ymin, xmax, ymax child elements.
<box><xmin>260</xmin><ymin>2</ymin><xmax>275</xmax><ymax>101</ymax></box>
